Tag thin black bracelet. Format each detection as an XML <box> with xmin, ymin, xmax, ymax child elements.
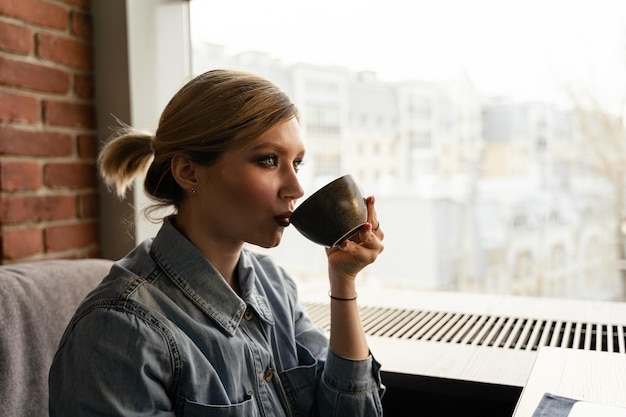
<box><xmin>328</xmin><ymin>290</ymin><xmax>357</xmax><ymax>301</ymax></box>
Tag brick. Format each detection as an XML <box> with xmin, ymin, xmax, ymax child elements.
<box><xmin>0</xmin><ymin>92</ymin><xmax>39</xmax><ymax>123</ymax></box>
<box><xmin>0</xmin><ymin>127</ymin><xmax>73</xmax><ymax>157</ymax></box>
<box><xmin>44</xmin><ymin>162</ymin><xmax>97</xmax><ymax>189</ymax></box>
<box><xmin>44</xmin><ymin>100</ymin><xmax>95</xmax><ymax>128</ymax></box>
<box><xmin>0</xmin><ymin>0</ymin><xmax>68</xmax><ymax>30</ymax></box>
<box><xmin>57</xmin><ymin>0</ymin><xmax>90</xmax><ymax>8</ymax></box>
<box><xmin>1</xmin><ymin>228</ymin><xmax>44</xmax><ymax>260</ymax></box>
<box><xmin>70</xmin><ymin>10</ymin><xmax>92</xmax><ymax>39</ymax></box>
<box><xmin>0</xmin><ymin>194</ymin><xmax>76</xmax><ymax>224</ymax></box>
<box><xmin>0</xmin><ymin>55</ymin><xmax>70</xmax><ymax>93</ymax></box>
<box><xmin>74</xmin><ymin>73</ymin><xmax>94</xmax><ymax>99</ymax></box>
<box><xmin>78</xmin><ymin>192</ymin><xmax>99</xmax><ymax>218</ymax></box>
<box><xmin>36</xmin><ymin>33</ymin><xmax>92</xmax><ymax>69</ymax></box>
<box><xmin>77</xmin><ymin>133</ymin><xmax>97</xmax><ymax>159</ymax></box>
<box><xmin>0</xmin><ymin>160</ymin><xmax>41</xmax><ymax>191</ymax></box>
<box><xmin>0</xmin><ymin>21</ymin><xmax>33</xmax><ymax>54</ymax></box>
<box><xmin>44</xmin><ymin>221</ymin><xmax>98</xmax><ymax>252</ymax></box>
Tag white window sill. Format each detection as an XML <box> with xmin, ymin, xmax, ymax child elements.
<box><xmin>301</xmin><ymin>285</ymin><xmax>626</xmax><ymax>388</ymax></box>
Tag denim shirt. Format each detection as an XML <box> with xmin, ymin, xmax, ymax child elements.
<box><xmin>49</xmin><ymin>218</ymin><xmax>384</xmax><ymax>416</ymax></box>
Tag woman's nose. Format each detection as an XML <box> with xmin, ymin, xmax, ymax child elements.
<box><xmin>281</xmin><ymin>170</ymin><xmax>304</xmax><ymax>200</ymax></box>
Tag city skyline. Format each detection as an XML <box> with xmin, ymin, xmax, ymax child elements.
<box><xmin>187</xmin><ymin>1</ymin><xmax>626</xmax><ymax>302</ymax></box>
<box><xmin>191</xmin><ymin>39</ymin><xmax>623</xmax><ymax>302</ymax></box>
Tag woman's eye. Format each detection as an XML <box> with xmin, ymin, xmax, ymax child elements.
<box><xmin>257</xmin><ymin>155</ymin><xmax>304</xmax><ymax>172</ymax></box>
<box><xmin>258</xmin><ymin>155</ymin><xmax>278</xmax><ymax>167</ymax></box>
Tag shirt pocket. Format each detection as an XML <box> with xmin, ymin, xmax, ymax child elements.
<box><xmin>279</xmin><ymin>343</ymin><xmax>320</xmax><ymax>415</ymax></box>
<box><xmin>181</xmin><ymin>395</ymin><xmax>259</xmax><ymax>417</ymax></box>
<box><xmin>280</xmin><ymin>364</ymin><xmax>318</xmax><ymax>415</ymax></box>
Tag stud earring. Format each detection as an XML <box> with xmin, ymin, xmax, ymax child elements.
<box><xmin>191</xmin><ymin>187</ymin><xmax>197</xmax><ymax>194</ymax></box>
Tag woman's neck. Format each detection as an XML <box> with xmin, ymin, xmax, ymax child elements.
<box><xmin>171</xmin><ymin>215</ymin><xmax>243</xmax><ymax>295</ymax></box>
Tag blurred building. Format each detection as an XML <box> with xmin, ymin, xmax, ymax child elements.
<box><xmin>192</xmin><ymin>41</ymin><xmax>622</xmax><ymax>301</ymax></box>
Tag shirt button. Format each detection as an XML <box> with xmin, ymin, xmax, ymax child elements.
<box><xmin>244</xmin><ymin>309</ymin><xmax>253</xmax><ymax>320</ymax></box>
<box><xmin>263</xmin><ymin>367</ymin><xmax>274</xmax><ymax>382</ymax></box>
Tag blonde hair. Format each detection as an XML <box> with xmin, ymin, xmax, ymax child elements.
<box><xmin>98</xmin><ymin>69</ymin><xmax>299</xmax><ymax>220</ymax></box>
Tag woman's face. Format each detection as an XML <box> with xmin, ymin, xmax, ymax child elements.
<box><xmin>195</xmin><ymin>117</ymin><xmax>306</xmax><ymax>248</ymax></box>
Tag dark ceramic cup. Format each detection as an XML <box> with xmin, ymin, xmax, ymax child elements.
<box><xmin>290</xmin><ymin>174</ymin><xmax>367</xmax><ymax>247</ymax></box>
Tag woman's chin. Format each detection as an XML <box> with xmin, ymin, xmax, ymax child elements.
<box><xmin>250</xmin><ymin>231</ymin><xmax>283</xmax><ymax>249</ymax></box>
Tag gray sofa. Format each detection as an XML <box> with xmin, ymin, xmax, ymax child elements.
<box><xmin>0</xmin><ymin>258</ymin><xmax>114</xmax><ymax>417</ymax></box>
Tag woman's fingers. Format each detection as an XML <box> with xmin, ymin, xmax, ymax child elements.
<box><xmin>326</xmin><ymin>195</ymin><xmax>384</xmax><ymax>267</ymax></box>
<box><xmin>365</xmin><ymin>195</ymin><xmax>384</xmax><ymax>241</ymax></box>
<box><xmin>340</xmin><ymin>223</ymin><xmax>383</xmax><ymax>257</ymax></box>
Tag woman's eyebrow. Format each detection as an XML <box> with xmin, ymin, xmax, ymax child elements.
<box><xmin>248</xmin><ymin>141</ymin><xmax>302</xmax><ymax>155</ymax></box>
<box><xmin>249</xmin><ymin>142</ymin><xmax>283</xmax><ymax>152</ymax></box>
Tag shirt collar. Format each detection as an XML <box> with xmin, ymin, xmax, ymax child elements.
<box><xmin>150</xmin><ymin>217</ymin><xmax>274</xmax><ymax>335</ymax></box>
<box><xmin>237</xmin><ymin>252</ymin><xmax>275</xmax><ymax>325</ymax></box>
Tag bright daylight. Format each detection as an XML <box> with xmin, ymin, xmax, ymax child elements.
<box><xmin>190</xmin><ymin>0</ymin><xmax>626</xmax><ymax>302</ymax></box>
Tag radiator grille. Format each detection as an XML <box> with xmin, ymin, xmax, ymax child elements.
<box><xmin>303</xmin><ymin>302</ymin><xmax>626</xmax><ymax>353</ymax></box>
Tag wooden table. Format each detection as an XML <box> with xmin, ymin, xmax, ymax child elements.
<box><xmin>512</xmin><ymin>346</ymin><xmax>626</xmax><ymax>416</ymax></box>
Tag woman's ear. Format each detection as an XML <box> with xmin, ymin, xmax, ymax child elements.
<box><xmin>171</xmin><ymin>154</ymin><xmax>199</xmax><ymax>192</ymax></box>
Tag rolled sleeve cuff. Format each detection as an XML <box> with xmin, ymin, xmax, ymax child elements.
<box><xmin>324</xmin><ymin>349</ymin><xmax>383</xmax><ymax>392</ymax></box>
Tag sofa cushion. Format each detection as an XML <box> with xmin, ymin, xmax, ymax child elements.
<box><xmin>0</xmin><ymin>258</ymin><xmax>113</xmax><ymax>417</ymax></box>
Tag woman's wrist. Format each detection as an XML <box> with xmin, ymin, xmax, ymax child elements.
<box><xmin>328</xmin><ymin>282</ymin><xmax>357</xmax><ymax>300</ymax></box>
<box><xmin>328</xmin><ymin>269</ymin><xmax>358</xmax><ymax>298</ymax></box>
<box><xmin>328</xmin><ymin>290</ymin><xmax>357</xmax><ymax>301</ymax></box>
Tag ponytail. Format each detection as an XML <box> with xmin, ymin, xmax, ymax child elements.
<box><xmin>98</xmin><ymin>120</ymin><xmax>154</xmax><ymax>199</ymax></box>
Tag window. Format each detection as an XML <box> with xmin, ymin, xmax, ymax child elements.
<box><xmin>187</xmin><ymin>0</ymin><xmax>626</xmax><ymax>302</ymax></box>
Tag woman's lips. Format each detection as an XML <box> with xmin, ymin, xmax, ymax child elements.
<box><xmin>274</xmin><ymin>213</ymin><xmax>292</xmax><ymax>227</ymax></box>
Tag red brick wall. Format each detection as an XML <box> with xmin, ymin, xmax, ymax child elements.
<box><xmin>0</xmin><ymin>0</ymin><xmax>99</xmax><ymax>263</ymax></box>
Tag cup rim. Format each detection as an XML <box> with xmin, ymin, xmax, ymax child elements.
<box><xmin>331</xmin><ymin>222</ymin><xmax>367</xmax><ymax>248</ymax></box>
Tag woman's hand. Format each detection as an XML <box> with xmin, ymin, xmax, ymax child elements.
<box><xmin>326</xmin><ymin>195</ymin><xmax>384</xmax><ymax>359</ymax></box>
<box><xmin>326</xmin><ymin>195</ymin><xmax>384</xmax><ymax>282</ymax></box>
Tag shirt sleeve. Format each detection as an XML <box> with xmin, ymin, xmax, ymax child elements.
<box><xmin>49</xmin><ymin>305</ymin><xmax>177</xmax><ymax>416</ymax></box>
<box><xmin>318</xmin><ymin>349</ymin><xmax>385</xmax><ymax>416</ymax></box>
<box><xmin>288</xmin><ymin>281</ymin><xmax>385</xmax><ymax>417</ymax></box>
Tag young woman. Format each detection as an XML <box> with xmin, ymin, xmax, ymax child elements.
<box><xmin>49</xmin><ymin>69</ymin><xmax>385</xmax><ymax>416</ymax></box>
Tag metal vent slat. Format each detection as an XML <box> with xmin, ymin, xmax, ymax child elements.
<box><xmin>437</xmin><ymin>313</ymin><xmax>469</xmax><ymax>343</ymax></box>
<box><xmin>502</xmin><ymin>318</ymin><xmax>521</xmax><ymax>349</ymax></box>
<box><xmin>389</xmin><ymin>310</ymin><xmax>430</xmax><ymax>339</ymax></box>
<box><xmin>374</xmin><ymin>309</ymin><xmax>417</xmax><ymax>336</ymax></box>
<box><xmin>561</xmin><ymin>321</ymin><xmax>573</xmax><ymax>348</ymax></box>
<box><xmin>407</xmin><ymin>311</ymin><xmax>440</xmax><ymax>340</ymax></box>
<box><xmin>534</xmin><ymin>320</ymin><xmax>551</xmax><ymax>349</ymax></box>
<box><xmin>526</xmin><ymin>319</ymin><xmax>540</xmax><ymax>349</ymax></box>
<box><xmin>471</xmin><ymin>315</ymin><xmax>497</xmax><ymax>346</ymax></box>
<box><xmin>547</xmin><ymin>320</ymin><xmax>560</xmax><ymax>347</ymax></box>
<box><xmin>494</xmin><ymin>317</ymin><xmax>514</xmax><ymax>347</ymax></box>
<box><xmin>607</xmin><ymin>325</ymin><xmax>615</xmax><ymax>352</ymax></box>
<box><xmin>414</xmin><ymin>312</ymin><xmax>448</xmax><ymax>341</ymax></box>
<box><xmin>302</xmin><ymin>302</ymin><xmax>626</xmax><ymax>354</ymax></box>
<box><xmin>515</xmin><ymin>319</ymin><xmax>533</xmax><ymax>350</ymax></box>
<box><xmin>427</xmin><ymin>312</ymin><xmax>459</xmax><ymax>341</ymax></box>
<box><xmin>362</xmin><ymin>307</ymin><xmax>402</xmax><ymax>334</ymax></box>
<box><xmin>580</xmin><ymin>323</ymin><xmax>593</xmax><ymax>350</ymax></box>
<box><xmin>572</xmin><ymin>322</ymin><xmax>582</xmax><ymax>348</ymax></box>
<box><xmin>484</xmin><ymin>316</ymin><xmax>506</xmax><ymax>347</ymax></box>
<box><xmin>596</xmin><ymin>323</ymin><xmax>604</xmax><ymax>351</ymax></box>
<box><xmin>453</xmin><ymin>314</ymin><xmax>479</xmax><ymax>344</ymax></box>
<box><xmin>360</xmin><ymin>306</ymin><xmax>389</xmax><ymax>329</ymax></box>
